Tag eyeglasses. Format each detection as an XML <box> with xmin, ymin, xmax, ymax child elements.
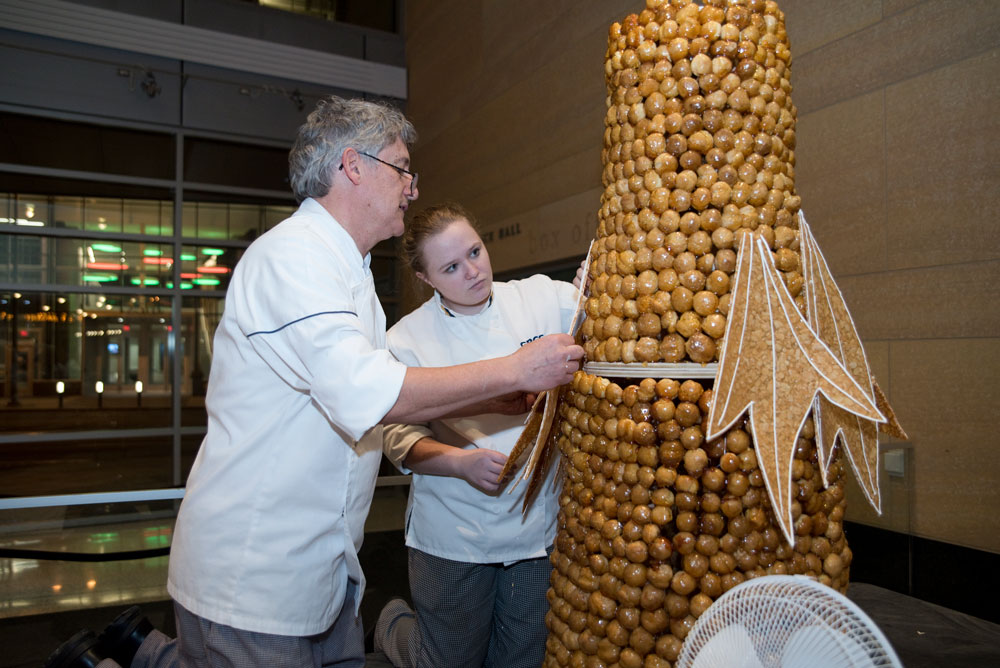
<box><xmin>340</xmin><ymin>151</ymin><xmax>418</xmax><ymax>195</ymax></box>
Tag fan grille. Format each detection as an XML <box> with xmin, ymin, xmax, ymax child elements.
<box><xmin>676</xmin><ymin>575</ymin><xmax>903</xmax><ymax>668</ymax></box>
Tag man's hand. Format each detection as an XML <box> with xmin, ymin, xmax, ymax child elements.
<box><xmin>509</xmin><ymin>334</ymin><xmax>584</xmax><ymax>393</ymax></box>
<box><xmin>486</xmin><ymin>391</ymin><xmax>537</xmax><ymax>415</ymax></box>
<box><xmin>444</xmin><ymin>390</ymin><xmax>537</xmax><ymax>418</ymax></box>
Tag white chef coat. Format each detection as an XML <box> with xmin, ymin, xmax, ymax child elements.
<box><xmin>167</xmin><ymin>197</ymin><xmax>408</xmax><ymax>637</ymax></box>
<box><xmin>384</xmin><ymin>274</ymin><xmax>579</xmax><ymax>564</ymax></box>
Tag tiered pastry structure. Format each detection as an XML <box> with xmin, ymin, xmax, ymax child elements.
<box><xmin>583</xmin><ymin>0</ymin><xmax>798</xmax><ymax>369</ymax></box>
<box><xmin>528</xmin><ymin>1</ymin><xmax>906</xmax><ymax>666</ymax></box>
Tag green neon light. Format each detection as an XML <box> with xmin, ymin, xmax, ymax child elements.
<box><xmin>143</xmin><ymin>534</ymin><xmax>171</xmax><ymax>548</ymax></box>
<box><xmin>143</xmin><ymin>249</ymin><xmax>163</xmax><ymax>257</ymax></box>
<box><xmin>91</xmin><ymin>243</ymin><xmax>122</xmax><ymax>253</ymax></box>
<box><xmin>82</xmin><ymin>274</ymin><xmax>118</xmax><ymax>283</ymax></box>
<box><xmin>130</xmin><ymin>277</ymin><xmax>160</xmax><ymax>286</ymax></box>
<box><xmin>192</xmin><ymin>277</ymin><xmax>221</xmax><ymax>286</ymax></box>
<box><xmin>89</xmin><ymin>531</ymin><xmax>119</xmax><ymax>544</ymax></box>
<box><xmin>180</xmin><ymin>253</ymin><xmax>197</xmax><ymax>262</ymax></box>
<box><xmin>201</xmin><ymin>248</ymin><xmax>225</xmax><ymax>256</ymax></box>
<box><xmin>180</xmin><ymin>282</ymin><xmax>194</xmax><ymax>289</ymax></box>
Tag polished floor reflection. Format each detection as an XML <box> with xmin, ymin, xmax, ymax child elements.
<box><xmin>0</xmin><ymin>519</ymin><xmax>173</xmax><ymax>619</ymax></box>
<box><xmin>0</xmin><ymin>486</ymin><xmax>410</xmax><ymax>667</ymax></box>
<box><xmin>0</xmin><ymin>485</ymin><xmax>408</xmax><ymax>620</ymax></box>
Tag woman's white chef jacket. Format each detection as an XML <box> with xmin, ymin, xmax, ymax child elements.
<box><xmin>167</xmin><ymin>198</ymin><xmax>408</xmax><ymax>636</ymax></box>
<box><xmin>384</xmin><ymin>275</ymin><xmax>580</xmax><ymax>564</ymax></box>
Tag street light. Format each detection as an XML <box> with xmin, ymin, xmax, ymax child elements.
<box><xmin>95</xmin><ymin>380</ymin><xmax>104</xmax><ymax>408</ymax></box>
<box><xmin>135</xmin><ymin>380</ymin><xmax>143</xmax><ymax>407</ymax></box>
<box><xmin>56</xmin><ymin>381</ymin><xmax>65</xmax><ymax>409</ymax></box>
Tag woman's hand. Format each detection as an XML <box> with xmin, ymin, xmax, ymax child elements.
<box><xmin>404</xmin><ymin>438</ymin><xmax>509</xmax><ymax>494</ymax></box>
<box><xmin>456</xmin><ymin>448</ymin><xmax>508</xmax><ymax>494</ymax></box>
<box><xmin>572</xmin><ymin>254</ymin><xmax>591</xmax><ymax>292</ymax></box>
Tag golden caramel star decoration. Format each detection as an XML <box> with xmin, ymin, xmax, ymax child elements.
<box><xmin>705</xmin><ymin>229</ymin><xmax>885</xmax><ymax>544</ymax></box>
<box><xmin>798</xmin><ymin>213</ymin><xmax>906</xmax><ymax>514</ymax></box>
<box><xmin>499</xmin><ymin>386</ymin><xmax>560</xmax><ymax>510</ymax></box>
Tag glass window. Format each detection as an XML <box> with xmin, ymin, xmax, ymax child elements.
<box><xmin>0</xmin><ymin>435</ymin><xmax>203</xmax><ymax>497</ymax></box>
<box><xmin>0</xmin><ymin>112</ymin><xmax>174</xmax><ymax>180</ymax></box>
<box><xmin>0</xmin><ymin>235</ymin><xmax>44</xmax><ymax>284</ymax></box>
<box><xmin>183</xmin><ymin>201</ymin><xmax>229</xmax><ymax>240</ymax></box>
<box><xmin>0</xmin><ymin>434</ymin><xmax>174</xmax><ymax>495</ymax></box>
<box><xmin>229</xmin><ymin>203</ymin><xmax>260</xmax><ymax>241</ymax></box>
<box><xmin>1</xmin><ymin>193</ymin><xmax>47</xmax><ymax>229</ymax></box>
<box><xmin>1</xmin><ymin>291</ymin><xmax>175</xmax><ymax>430</ymax></box>
<box><xmin>52</xmin><ymin>195</ymin><xmax>84</xmax><ymax>230</ymax></box>
<box><xmin>182</xmin><ymin>196</ymin><xmax>294</xmax><ymax>241</ymax></box>
<box><xmin>264</xmin><ymin>204</ymin><xmax>295</xmax><ymax>231</ymax></box>
<box><xmin>180</xmin><ymin>296</ymin><xmax>224</xmax><ymax>425</ymax></box>
<box><xmin>2</xmin><ymin>117</ymin><xmax>403</xmax><ymax>514</ymax></box>
<box><xmin>257</xmin><ymin>0</ymin><xmax>398</xmax><ymax>32</ymax></box>
<box><xmin>0</xmin><ymin>233</ymin><xmax>247</xmax><ymax>292</ymax></box>
<box><xmin>183</xmin><ymin>138</ymin><xmax>289</xmax><ymax>191</ymax></box>
<box><xmin>124</xmin><ymin>199</ymin><xmax>174</xmax><ymax>236</ymax></box>
<box><xmin>179</xmin><ymin>244</ymin><xmax>241</xmax><ymax>292</ymax></box>
<box><xmin>82</xmin><ymin>197</ymin><xmax>124</xmax><ymax>234</ymax></box>
<box><xmin>2</xmin><ymin>192</ymin><xmax>175</xmax><ymax>236</ymax></box>
<box><xmin>0</xmin><ymin>234</ymin><xmax>177</xmax><ymax>290</ymax></box>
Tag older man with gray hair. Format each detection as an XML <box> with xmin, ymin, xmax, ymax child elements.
<box><xmin>45</xmin><ymin>96</ymin><xmax>583</xmax><ymax>668</ymax></box>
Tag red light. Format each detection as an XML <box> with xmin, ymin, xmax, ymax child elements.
<box><xmin>166</xmin><ymin>325</ymin><xmax>173</xmax><ymax>331</ymax></box>
<box><xmin>123</xmin><ymin>325</ymin><xmax>131</xmax><ymax>332</ymax></box>
<box><xmin>19</xmin><ymin>330</ymin><xmax>28</xmax><ymax>337</ymax></box>
<box><xmin>86</xmin><ymin>262</ymin><xmax>128</xmax><ymax>271</ymax></box>
<box><xmin>180</xmin><ymin>273</ymin><xmax>199</xmax><ymax>279</ymax></box>
<box><xmin>143</xmin><ymin>257</ymin><xmax>173</xmax><ymax>266</ymax></box>
<box><xmin>197</xmin><ymin>265</ymin><xmax>230</xmax><ymax>274</ymax></box>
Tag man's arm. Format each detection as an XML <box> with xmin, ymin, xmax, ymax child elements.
<box><xmin>445</xmin><ymin>391</ymin><xmax>537</xmax><ymax>418</ymax></box>
<box><xmin>382</xmin><ymin>333</ymin><xmax>582</xmax><ymax>425</ymax></box>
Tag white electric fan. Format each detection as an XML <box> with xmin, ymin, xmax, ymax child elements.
<box><xmin>676</xmin><ymin>575</ymin><xmax>903</xmax><ymax>668</ymax></box>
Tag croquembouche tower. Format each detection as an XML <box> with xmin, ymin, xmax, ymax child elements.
<box><xmin>503</xmin><ymin>1</ymin><xmax>908</xmax><ymax>666</ymax></box>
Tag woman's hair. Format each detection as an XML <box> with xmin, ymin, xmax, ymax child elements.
<box><xmin>402</xmin><ymin>203</ymin><xmax>479</xmax><ymax>274</ymax></box>
<box><xmin>288</xmin><ymin>95</ymin><xmax>417</xmax><ymax>202</ymax></box>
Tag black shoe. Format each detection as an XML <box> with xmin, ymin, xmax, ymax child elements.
<box><xmin>44</xmin><ymin>629</ymin><xmax>105</xmax><ymax>668</ymax></box>
<box><xmin>96</xmin><ymin>605</ymin><xmax>154</xmax><ymax>667</ymax></box>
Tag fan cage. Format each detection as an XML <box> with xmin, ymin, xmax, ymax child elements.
<box><xmin>676</xmin><ymin>575</ymin><xmax>903</xmax><ymax>668</ymax></box>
